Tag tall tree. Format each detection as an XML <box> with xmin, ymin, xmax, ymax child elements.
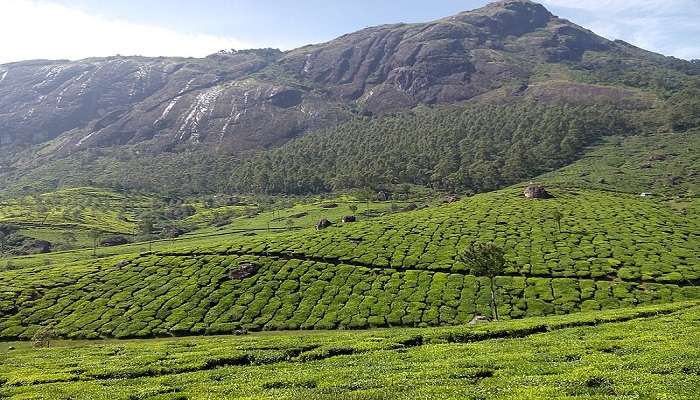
<box><xmin>459</xmin><ymin>242</ymin><xmax>507</xmax><ymax>320</ymax></box>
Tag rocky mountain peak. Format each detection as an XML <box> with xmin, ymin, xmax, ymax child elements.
<box><xmin>446</xmin><ymin>0</ymin><xmax>553</xmax><ymax>36</ymax></box>
<box><xmin>0</xmin><ymin>0</ymin><xmax>683</xmax><ymax>168</ymax></box>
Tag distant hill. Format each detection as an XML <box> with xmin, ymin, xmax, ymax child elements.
<box><xmin>0</xmin><ymin>0</ymin><xmax>698</xmax><ymax>195</ymax></box>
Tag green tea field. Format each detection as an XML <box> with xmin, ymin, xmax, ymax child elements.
<box><xmin>541</xmin><ymin>130</ymin><xmax>699</xmax><ymax>196</ymax></box>
<box><xmin>1</xmin><ymin>187</ymin><xmax>697</xmax><ymax>340</ymax></box>
<box><xmin>1</xmin><ymin>302</ymin><xmax>698</xmax><ymax>399</ymax></box>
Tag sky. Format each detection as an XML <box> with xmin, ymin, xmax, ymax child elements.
<box><xmin>0</xmin><ymin>0</ymin><xmax>698</xmax><ymax>64</ymax></box>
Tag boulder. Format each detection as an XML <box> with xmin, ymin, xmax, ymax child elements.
<box><xmin>376</xmin><ymin>191</ymin><xmax>391</xmax><ymax>201</ymax></box>
<box><xmin>23</xmin><ymin>240</ymin><xmax>52</xmax><ymax>254</ymax></box>
<box><xmin>316</xmin><ymin>219</ymin><xmax>333</xmax><ymax>230</ymax></box>
<box><xmin>469</xmin><ymin>315</ymin><xmax>490</xmax><ymax>326</ymax></box>
<box><xmin>229</xmin><ymin>263</ymin><xmax>259</xmax><ymax>280</ymax></box>
<box><xmin>100</xmin><ymin>235</ymin><xmax>130</xmax><ymax>247</ymax></box>
<box><xmin>341</xmin><ymin>215</ymin><xmax>356</xmax><ymax>223</ymax></box>
<box><xmin>523</xmin><ymin>185</ymin><xmax>551</xmax><ymax>199</ymax></box>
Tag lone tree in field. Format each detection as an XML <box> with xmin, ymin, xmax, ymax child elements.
<box><xmin>89</xmin><ymin>229</ymin><xmax>102</xmax><ymax>257</ymax></box>
<box><xmin>459</xmin><ymin>242</ymin><xmax>506</xmax><ymax>321</ymax></box>
<box><xmin>553</xmin><ymin>209</ymin><xmax>563</xmax><ymax>233</ymax></box>
<box><xmin>31</xmin><ymin>325</ymin><xmax>57</xmax><ymax>348</ymax></box>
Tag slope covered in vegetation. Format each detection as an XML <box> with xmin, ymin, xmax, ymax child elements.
<box><xmin>1</xmin><ymin>302</ymin><xmax>698</xmax><ymax>399</ymax></box>
<box><xmin>541</xmin><ymin>130</ymin><xmax>699</xmax><ymax>196</ymax></box>
<box><xmin>1</xmin><ymin>187</ymin><xmax>697</xmax><ymax>339</ymax></box>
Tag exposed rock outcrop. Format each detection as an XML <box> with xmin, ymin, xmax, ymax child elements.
<box><xmin>524</xmin><ymin>185</ymin><xmax>551</xmax><ymax>199</ymax></box>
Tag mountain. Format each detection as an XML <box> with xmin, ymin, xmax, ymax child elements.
<box><xmin>0</xmin><ymin>0</ymin><xmax>698</xmax><ymax>194</ymax></box>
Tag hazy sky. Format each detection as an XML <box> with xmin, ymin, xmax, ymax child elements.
<box><xmin>1</xmin><ymin>0</ymin><xmax>698</xmax><ymax>64</ymax></box>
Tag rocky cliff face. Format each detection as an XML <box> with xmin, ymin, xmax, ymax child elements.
<box><xmin>0</xmin><ymin>0</ymin><xmax>674</xmax><ymax>163</ymax></box>
<box><xmin>278</xmin><ymin>0</ymin><xmax>609</xmax><ymax>112</ymax></box>
<box><xmin>0</xmin><ymin>49</ymin><xmax>345</xmax><ymax>157</ymax></box>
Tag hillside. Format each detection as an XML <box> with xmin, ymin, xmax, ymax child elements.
<box><xmin>1</xmin><ymin>0</ymin><xmax>699</xmax><ymax>196</ymax></box>
<box><xmin>1</xmin><ymin>302</ymin><xmax>698</xmax><ymax>398</ymax></box>
<box><xmin>1</xmin><ymin>186</ymin><xmax>697</xmax><ymax>339</ymax></box>
<box><xmin>0</xmin><ymin>2</ymin><xmax>698</xmax><ymax>398</ymax></box>
<box><xmin>541</xmin><ymin>130</ymin><xmax>700</xmax><ymax>196</ymax></box>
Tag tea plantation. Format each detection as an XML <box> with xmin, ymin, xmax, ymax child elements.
<box><xmin>1</xmin><ymin>302</ymin><xmax>698</xmax><ymax>399</ymax></box>
<box><xmin>0</xmin><ymin>187</ymin><xmax>151</xmax><ymax>235</ymax></box>
<box><xmin>1</xmin><ymin>187</ymin><xmax>698</xmax><ymax>339</ymax></box>
<box><xmin>199</xmin><ymin>187</ymin><xmax>699</xmax><ymax>284</ymax></box>
<box><xmin>541</xmin><ymin>130</ymin><xmax>699</xmax><ymax>196</ymax></box>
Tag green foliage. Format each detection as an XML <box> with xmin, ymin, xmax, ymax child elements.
<box><xmin>0</xmin><ymin>102</ymin><xmax>632</xmax><ymax>196</ymax></box>
<box><xmin>0</xmin><ymin>302</ymin><xmax>697</xmax><ymax>398</ymax></box>
<box><xmin>227</xmin><ymin>102</ymin><xmax>629</xmax><ymax>194</ymax></box>
<box><xmin>459</xmin><ymin>242</ymin><xmax>507</xmax><ymax>320</ymax></box>
<box><xmin>541</xmin><ymin>131</ymin><xmax>699</xmax><ymax>196</ymax></box>
<box><xmin>459</xmin><ymin>242</ymin><xmax>506</xmax><ymax>279</ymax></box>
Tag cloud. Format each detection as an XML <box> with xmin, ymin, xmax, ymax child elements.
<box><xmin>540</xmin><ymin>0</ymin><xmax>700</xmax><ymax>60</ymax></box>
<box><xmin>540</xmin><ymin>0</ymin><xmax>692</xmax><ymax>13</ymax></box>
<box><xmin>0</xmin><ymin>0</ymin><xmax>254</xmax><ymax>64</ymax></box>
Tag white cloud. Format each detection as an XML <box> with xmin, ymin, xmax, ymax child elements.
<box><xmin>0</xmin><ymin>0</ymin><xmax>254</xmax><ymax>64</ymax></box>
<box><xmin>540</xmin><ymin>0</ymin><xmax>692</xmax><ymax>13</ymax></box>
<box><xmin>541</xmin><ymin>0</ymin><xmax>700</xmax><ymax>60</ymax></box>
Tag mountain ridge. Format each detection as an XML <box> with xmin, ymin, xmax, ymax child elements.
<box><xmin>0</xmin><ymin>0</ymin><xmax>698</xmax><ymax>195</ymax></box>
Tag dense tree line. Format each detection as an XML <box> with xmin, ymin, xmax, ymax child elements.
<box><xmin>225</xmin><ymin>102</ymin><xmax>629</xmax><ymax>194</ymax></box>
<box><xmin>0</xmin><ymin>102</ymin><xmax>647</xmax><ymax>196</ymax></box>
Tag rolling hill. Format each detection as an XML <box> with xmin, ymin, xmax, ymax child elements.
<box><xmin>0</xmin><ymin>2</ymin><xmax>699</xmax><ymax>398</ymax></box>
<box><xmin>1</xmin><ymin>185</ymin><xmax>697</xmax><ymax>339</ymax></box>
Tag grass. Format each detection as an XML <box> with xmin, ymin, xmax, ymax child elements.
<box><xmin>0</xmin><ymin>187</ymin><xmax>151</xmax><ymax>235</ymax></box>
<box><xmin>541</xmin><ymin>131</ymin><xmax>700</xmax><ymax>197</ymax></box>
<box><xmin>0</xmin><ymin>301</ymin><xmax>698</xmax><ymax>399</ymax></box>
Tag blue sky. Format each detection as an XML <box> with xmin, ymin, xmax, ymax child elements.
<box><xmin>1</xmin><ymin>0</ymin><xmax>698</xmax><ymax>64</ymax></box>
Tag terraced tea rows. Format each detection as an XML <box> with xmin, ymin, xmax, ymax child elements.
<box><xmin>193</xmin><ymin>188</ymin><xmax>699</xmax><ymax>284</ymax></box>
<box><xmin>1</xmin><ymin>187</ymin><xmax>696</xmax><ymax>339</ymax></box>
<box><xmin>2</xmin><ymin>252</ymin><xmax>698</xmax><ymax>339</ymax></box>
<box><xmin>1</xmin><ymin>302</ymin><xmax>699</xmax><ymax>399</ymax></box>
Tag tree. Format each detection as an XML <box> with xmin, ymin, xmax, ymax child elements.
<box><xmin>459</xmin><ymin>242</ymin><xmax>506</xmax><ymax>320</ymax></box>
<box><xmin>32</xmin><ymin>325</ymin><xmax>57</xmax><ymax>348</ymax></box>
<box><xmin>139</xmin><ymin>216</ymin><xmax>154</xmax><ymax>236</ymax></box>
<box><xmin>89</xmin><ymin>229</ymin><xmax>102</xmax><ymax>257</ymax></box>
<box><xmin>553</xmin><ymin>209</ymin><xmax>562</xmax><ymax>233</ymax></box>
<box><xmin>0</xmin><ymin>231</ymin><xmax>6</xmax><ymax>256</ymax></box>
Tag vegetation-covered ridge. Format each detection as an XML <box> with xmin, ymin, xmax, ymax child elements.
<box><xmin>194</xmin><ymin>188</ymin><xmax>699</xmax><ymax>284</ymax></box>
<box><xmin>541</xmin><ymin>129</ymin><xmax>700</xmax><ymax>196</ymax></box>
<box><xmin>1</xmin><ymin>0</ymin><xmax>699</xmax><ymax>197</ymax></box>
<box><xmin>226</xmin><ymin>102</ymin><xmax>632</xmax><ymax>194</ymax></box>
<box><xmin>1</xmin><ymin>187</ymin><xmax>697</xmax><ymax>339</ymax></box>
<box><xmin>0</xmin><ymin>100</ymin><xmax>634</xmax><ymax>196</ymax></box>
<box><xmin>1</xmin><ymin>302</ymin><xmax>698</xmax><ymax>399</ymax></box>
